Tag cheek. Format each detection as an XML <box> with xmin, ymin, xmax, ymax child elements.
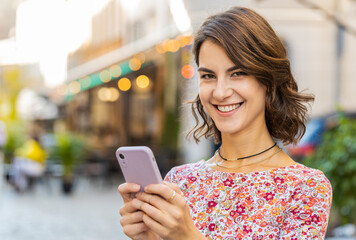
<box><xmin>253</xmin><ymin>90</ymin><xmax>267</xmax><ymax>112</ymax></box>
<box><xmin>198</xmin><ymin>84</ymin><xmax>209</xmax><ymax>102</ymax></box>
<box><xmin>198</xmin><ymin>86</ymin><xmax>213</xmax><ymax>114</ymax></box>
<box><xmin>198</xmin><ymin>94</ymin><xmax>208</xmax><ymax>111</ymax></box>
<box><xmin>244</xmin><ymin>82</ymin><xmax>266</xmax><ymax>102</ymax></box>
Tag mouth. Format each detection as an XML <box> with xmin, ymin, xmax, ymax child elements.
<box><xmin>215</xmin><ymin>102</ymin><xmax>244</xmax><ymax>113</ymax></box>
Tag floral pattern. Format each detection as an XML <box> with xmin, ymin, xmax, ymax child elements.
<box><xmin>165</xmin><ymin>161</ymin><xmax>332</xmax><ymax>239</ymax></box>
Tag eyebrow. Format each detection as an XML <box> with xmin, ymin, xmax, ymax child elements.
<box><xmin>197</xmin><ymin>66</ymin><xmax>241</xmax><ymax>73</ymax></box>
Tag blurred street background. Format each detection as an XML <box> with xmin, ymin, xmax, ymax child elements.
<box><xmin>0</xmin><ymin>0</ymin><xmax>356</xmax><ymax>239</ymax></box>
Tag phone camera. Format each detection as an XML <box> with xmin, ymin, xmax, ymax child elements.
<box><xmin>119</xmin><ymin>153</ymin><xmax>125</xmax><ymax>159</ymax></box>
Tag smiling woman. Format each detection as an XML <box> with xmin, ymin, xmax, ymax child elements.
<box><xmin>118</xmin><ymin>6</ymin><xmax>332</xmax><ymax>240</ymax></box>
<box><xmin>190</xmin><ymin>9</ymin><xmax>314</xmax><ymax>145</ymax></box>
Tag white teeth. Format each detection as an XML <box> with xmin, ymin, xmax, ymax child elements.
<box><xmin>217</xmin><ymin>103</ymin><xmax>241</xmax><ymax>112</ymax></box>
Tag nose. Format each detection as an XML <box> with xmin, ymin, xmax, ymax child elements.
<box><xmin>213</xmin><ymin>79</ymin><xmax>233</xmax><ymax>101</ymax></box>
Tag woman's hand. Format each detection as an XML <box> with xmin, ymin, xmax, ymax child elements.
<box><xmin>118</xmin><ymin>183</ymin><xmax>161</xmax><ymax>240</ymax></box>
<box><xmin>135</xmin><ymin>182</ymin><xmax>205</xmax><ymax>240</ymax></box>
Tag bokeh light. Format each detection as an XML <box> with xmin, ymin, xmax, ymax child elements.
<box><xmin>162</xmin><ymin>39</ymin><xmax>170</xmax><ymax>52</ymax></box>
<box><xmin>167</xmin><ymin>39</ymin><xmax>180</xmax><ymax>52</ymax></box>
<box><xmin>68</xmin><ymin>81</ymin><xmax>81</xmax><ymax>94</ymax></box>
<box><xmin>118</xmin><ymin>78</ymin><xmax>131</xmax><ymax>91</ymax></box>
<box><xmin>181</xmin><ymin>35</ymin><xmax>193</xmax><ymax>46</ymax></box>
<box><xmin>109</xmin><ymin>65</ymin><xmax>122</xmax><ymax>78</ymax></box>
<box><xmin>181</xmin><ymin>64</ymin><xmax>195</xmax><ymax>79</ymax></box>
<box><xmin>155</xmin><ymin>36</ymin><xmax>193</xmax><ymax>54</ymax></box>
<box><xmin>136</xmin><ymin>75</ymin><xmax>150</xmax><ymax>89</ymax></box>
<box><xmin>109</xmin><ymin>87</ymin><xmax>119</xmax><ymax>101</ymax></box>
<box><xmin>80</xmin><ymin>76</ymin><xmax>91</xmax><ymax>89</ymax></box>
<box><xmin>134</xmin><ymin>53</ymin><xmax>146</xmax><ymax>64</ymax></box>
<box><xmin>176</xmin><ymin>35</ymin><xmax>184</xmax><ymax>48</ymax></box>
<box><xmin>98</xmin><ymin>87</ymin><xmax>119</xmax><ymax>102</ymax></box>
<box><xmin>129</xmin><ymin>58</ymin><xmax>141</xmax><ymax>71</ymax></box>
<box><xmin>155</xmin><ymin>43</ymin><xmax>165</xmax><ymax>54</ymax></box>
<box><xmin>98</xmin><ymin>87</ymin><xmax>108</xmax><ymax>101</ymax></box>
<box><xmin>100</xmin><ymin>70</ymin><xmax>112</xmax><ymax>82</ymax></box>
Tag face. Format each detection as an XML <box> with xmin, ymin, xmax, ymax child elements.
<box><xmin>198</xmin><ymin>40</ymin><xmax>267</xmax><ymax>137</ymax></box>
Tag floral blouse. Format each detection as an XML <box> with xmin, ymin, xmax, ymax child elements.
<box><xmin>164</xmin><ymin>161</ymin><xmax>332</xmax><ymax>240</ymax></box>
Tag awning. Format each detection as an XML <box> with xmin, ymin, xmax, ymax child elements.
<box><xmin>62</xmin><ymin>26</ymin><xmax>179</xmax><ymax>102</ymax></box>
<box><xmin>67</xmin><ymin>26</ymin><xmax>178</xmax><ymax>82</ymax></box>
<box><xmin>63</xmin><ymin>60</ymin><xmax>150</xmax><ymax>102</ymax></box>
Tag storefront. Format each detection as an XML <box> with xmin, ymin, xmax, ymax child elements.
<box><xmin>58</xmin><ymin>35</ymin><xmax>194</xmax><ymax>176</ymax></box>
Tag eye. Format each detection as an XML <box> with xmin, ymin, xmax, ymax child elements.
<box><xmin>200</xmin><ymin>74</ymin><xmax>216</xmax><ymax>80</ymax></box>
<box><xmin>231</xmin><ymin>71</ymin><xmax>247</xmax><ymax>77</ymax></box>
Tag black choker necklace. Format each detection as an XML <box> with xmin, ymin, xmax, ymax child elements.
<box><xmin>218</xmin><ymin>143</ymin><xmax>277</xmax><ymax>161</ymax></box>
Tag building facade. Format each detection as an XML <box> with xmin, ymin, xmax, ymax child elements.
<box><xmin>62</xmin><ymin>0</ymin><xmax>356</xmax><ymax>165</ymax></box>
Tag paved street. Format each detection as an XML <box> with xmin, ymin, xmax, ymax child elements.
<box><xmin>0</xmin><ymin>163</ymin><xmax>354</xmax><ymax>240</ymax></box>
<box><xmin>0</xmin><ymin>176</ymin><xmax>130</xmax><ymax>240</ymax></box>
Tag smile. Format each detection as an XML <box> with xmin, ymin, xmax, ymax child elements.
<box><xmin>216</xmin><ymin>103</ymin><xmax>243</xmax><ymax>113</ymax></box>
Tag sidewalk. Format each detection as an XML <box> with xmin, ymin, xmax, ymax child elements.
<box><xmin>0</xmin><ymin>177</ymin><xmax>130</xmax><ymax>240</ymax></box>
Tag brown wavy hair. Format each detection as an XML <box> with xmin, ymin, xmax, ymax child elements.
<box><xmin>188</xmin><ymin>7</ymin><xmax>314</xmax><ymax>145</ymax></box>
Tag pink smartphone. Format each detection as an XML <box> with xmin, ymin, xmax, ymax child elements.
<box><xmin>116</xmin><ymin>146</ymin><xmax>163</xmax><ymax>192</ymax></box>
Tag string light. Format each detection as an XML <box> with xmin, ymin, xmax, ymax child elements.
<box><xmin>68</xmin><ymin>81</ymin><xmax>81</xmax><ymax>94</ymax></box>
<box><xmin>118</xmin><ymin>78</ymin><xmax>131</xmax><ymax>91</ymax></box>
<box><xmin>181</xmin><ymin>64</ymin><xmax>195</xmax><ymax>79</ymax></box>
<box><xmin>155</xmin><ymin>43</ymin><xmax>165</xmax><ymax>54</ymax></box>
<box><xmin>98</xmin><ymin>87</ymin><xmax>119</xmax><ymax>102</ymax></box>
<box><xmin>136</xmin><ymin>75</ymin><xmax>150</xmax><ymax>89</ymax></box>
<box><xmin>129</xmin><ymin>58</ymin><xmax>141</xmax><ymax>71</ymax></box>
<box><xmin>100</xmin><ymin>70</ymin><xmax>111</xmax><ymax>82</ymax></box>
<box><xmin>110</xmin><ymin>65</ymin><xmax>122</xmax><ymax>78</ymax></box>
<box><xmin>134</xmin><ymin>53</ymin><xmax>146</xmax><ymax>64</ymax></box>
<box><xmin>167</xmin><ymin>39</ymin><xmax>180</xmax><ymax>52</ymax></box>
<box><xmin>80</xmin><ymin>76</ymin><xmax>91</xmax><ymax>89</ymax></box>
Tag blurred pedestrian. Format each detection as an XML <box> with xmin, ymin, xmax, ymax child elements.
<box><xmin>118</xmin><ymin>7</ymin><xmax>332</xmax><ymax>239</ymax></box>
<box><xmin>8</xmin><ymin>135</ymin><xmax>47</xmax><ymax>192</ymax></box>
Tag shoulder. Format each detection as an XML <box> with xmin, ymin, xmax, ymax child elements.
<box><xmin>164</xmin><ymin>160</ymin><xmax>206</xmax><ymax>183</ymax></box>
<box><xmin>283</xmin><ymin>163</ymin><xmax>331</xmax><ymax>187</ymax></box>
<box><xmin>281</xmin><ymin>163</ymin><xmax>332</xmax><ymax>202</ymax></box>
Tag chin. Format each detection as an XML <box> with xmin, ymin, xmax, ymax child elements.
<box><xmin>215</xmin><ymin>123</ymin><xmax>243</xmax><ymax>136</ymax></box>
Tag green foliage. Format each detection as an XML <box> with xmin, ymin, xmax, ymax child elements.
<box><xmin>303</xmin><ymin>113</ymin><xmax>356</xmax><ymax>224</ymax></box>
<box><xmin>3</xmin><ymin>120</ymin><xmax>25</xmax><ymax>163</ymax></box>
<box><xmin>50</xmin><ymin>132</ymin><xmax>87</xmax><ymax>178</ymax></box>
<box><xmin>161</xmin><ymin>110</ymin><xmax>180</xmax><ymax>150</ymax></box>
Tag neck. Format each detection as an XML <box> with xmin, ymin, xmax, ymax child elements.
<box><xmin>220</xmin><ymin>123</ymin><xmax>275</xmax><ymax>160</ymax></box>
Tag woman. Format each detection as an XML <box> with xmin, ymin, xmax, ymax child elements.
<box><xmin>118</xmin><ymin>7</ymin><xmax>332</xmax><ymax>240</ymax></box>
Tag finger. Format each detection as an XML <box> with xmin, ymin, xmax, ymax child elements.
<box><xmin>122</xmin><ymin>222</ymin><xmax>149</xmax><ymax>237</ymax></box>
<box><xmin>145</xmin><ymin>184</ymin><xmax>185</xmax><ymax>208</ymax></box>
<box><xmin>144</xmin><ymin>184</ymin><xmax>177</xmax><ymax>202</ymax></box>
<box><xmin>164</xmin><ymin>182</ymin><xmax>184</xmax><ymax>196</ymax></box>
<box><xmin>140</xmin><ymin>204</ymin><xmax>175</xmax><ymax>231</ymax></box>
<box><xmin>142</xmin><ymin>213</ymin><xmax>172</xmax><ymax>239</ymax></box>
<box><xmin>120</xmin><ymin>211</ymin><xmax>144</xmax><ymax>226</ymax></box>
<box><xmin>136</xmin><ymin>192</ymin><xmax>172</xmax><ymax>211</ymax></box>
<box><xmin>119</xmin><ymin>198</ymin><xmax>144</xmax><ymax>216</ymax></box>
<box><xmin>118</xmin><ymin>183</ymin><xmax>141</xmax><ymax>203</ymax></box>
